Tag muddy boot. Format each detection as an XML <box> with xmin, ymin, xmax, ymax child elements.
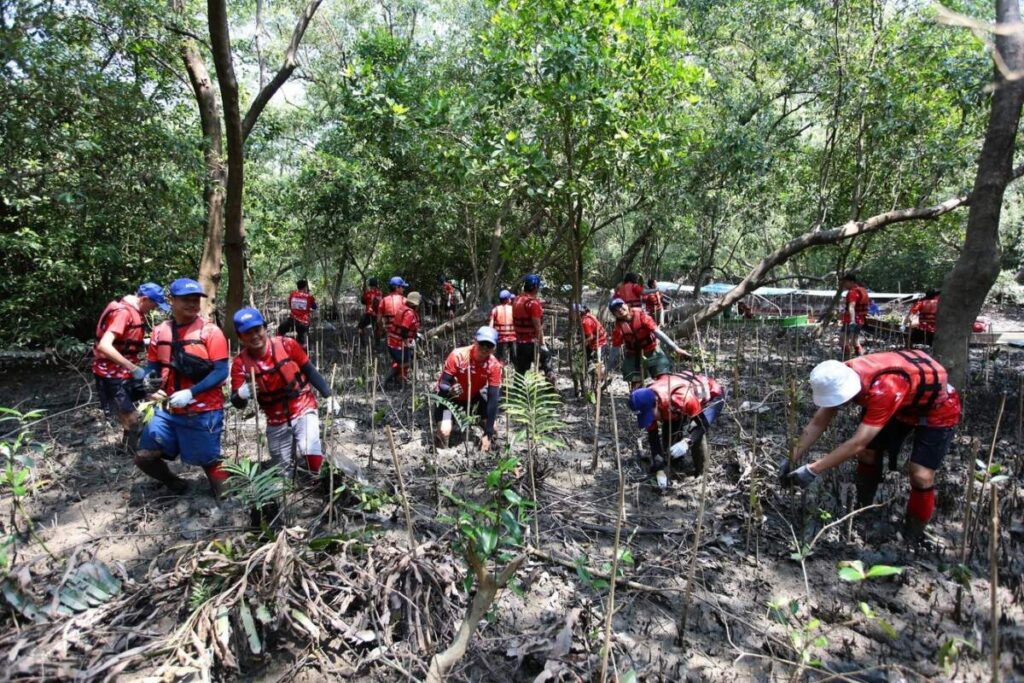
<box><xmin>902</xmin><ymin>515</ymin><xmax>927</xmax><ymax>546</ymax></box>
<box><xmin>135</xmin><ymin>452</ymin><xmax>188</xmax><ymax>494</ymax></box>
<box><xmin>855</xmin><ymin>464</ymin><xmax>882</xmax><ymax>509</ymax></box>
<box><xmin>382</xmin><ymin>363</ymin><xmax>398</xmax><ymax>388</ymax></box>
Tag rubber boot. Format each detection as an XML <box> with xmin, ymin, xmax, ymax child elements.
<box><xmin>382</xmin><ymin>363</ymin><xmax>399</xmax><ymax>388</ymax></box>
<box><xmin>135</xmin><ymin>452</ymin><xmax>188</xmax><ymax>494</ymax></box>
<box><xmin>902</xmin><ymin>515</ymin><xmax>927</xmax><ymax>546</ymax></box>
<box><xmin>855</xmin><ymin>464</ymin><xmax>882</xmax><ymax>508</ymax></box>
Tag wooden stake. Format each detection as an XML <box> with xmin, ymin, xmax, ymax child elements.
<box><xmin>598</xmin><ymin>386</ymin><xmax>626</xmax><ymax>683</ymax></box>
<box><xmin>369</xmin><ymin>354</ymin><xmax>378</xmax><ymax>467</ymax></box>
<box><xmin>591</xmin><ymin>368</ymin><xmax>603</xmax><ymax>471</ymax></box>
<box><xmin>990</xmin><ymin>483</ymin><xmax>1000</xmax><ymax>683</ymax></box>
<box><xmin>386</xmin><ymin>425</ymin><xmax>416</xmax><ymax>548</ymax></box>
<box><xmin>250</xmin><ymin>367</ymin><xmax>262</xmax><ymax>463</ymax></box>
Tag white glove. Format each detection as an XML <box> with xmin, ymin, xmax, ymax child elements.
<box><xmin>167</xmin><ymin>389</ymin><xmax>194</xmax><ymax>408</ymax></box>
<box><xmin>237</xmin><ymin>382</ymin><xmax>252</xmax><ymax>400</ymax></box>
<box><xmin>670</xmin><ymin>440</ymin><xmax>690</xmax><ymax>460</ymax></box>
<box><xmin>326</xmin><ymin>397</ymin><xmax>342</xmax><ymax>416</ymax></box>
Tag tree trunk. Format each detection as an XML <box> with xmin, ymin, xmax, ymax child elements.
<box><xmin>479</xmin><ymin>199</ymin><xmax>511</xmax><ymax>310</ymax></box>
<box><xmin>610</xmin><ymin>219</ymin><xmax>655</xmax><ymax>287</ymax></box>
<box><xmin>181</xmin><ymin>34</ymin><xmax>225</xmax><ymax>319</ymax></box>
<box><xmin>933</xmin><ymin>0</ymin><xmax>1024</xmax><ymax>388</ymax></box>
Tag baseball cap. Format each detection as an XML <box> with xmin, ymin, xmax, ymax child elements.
<box><xmin>628</xmin><ymin>388</ymin><xmax>658</xmax><ymax>430</ymax></box>
<box><xmin>523</xmin><ymin>273</ymin><xmax>541</xmax><ymax>289</ymax></box>
<box><xmin>809</xmin><ymin>360</ymin><xmax>861</xmax><ymax>407</ymax></box>
<box><xmin>499</xmin><ymin>289</ymin><xmax>513</xmax><ymax>301</ymax></box>
<box><xmin>232</xmin><ymin>307</ymin><xmax>266</xmax><ymax>334</ymax></box>
<box><xmin>137</xmin><ymin>282</ymin><xmax>169</xmax><ymax>312</ymax></box>
<box><xmin>169</xmin><ymin>278</ymin><xmax>208</xmax><ymax>297</ymax></box>
<box><xmin>608</xmin><ymin>297</ymin><xmax>626</xmax><ymax>311</ymax></box>
<box><xmin>474</xmin><ymin>326</ymin><xmax>499</xmax><ymax>346</ymax></box>
<box><xmin>389</xmin><ymin>276</ymin><xmax>409</xmax><ymax>288</ymax></box>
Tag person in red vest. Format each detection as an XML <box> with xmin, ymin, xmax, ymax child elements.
<box><xmin>434</xmin><ymin>327</ymin><xmax>503</xmax><ymax>452</ymax></box>
<box><xmin>135</xmin><ymin>278</ymin><xmax>229</xmax><ymax>497</ymax></box>
<box><xmin>643</xmin><ymin>277</ymin><xmax>665</xmax><ymax>325</ymax></box>
<box><xmin>782</xmin><ymin>350</ymin><xmax>961</xmax><ymax>542</ymax></box>
<box><xmin>377</xmin><ymin>276</ymin><xmax>408</xmax><ymax>340</ymax></box>
<box><xmin>629</xmin><ymin>354</ymin><xmax>725</xmax><ymax>488</ymax></box>
<box><xmin>287</xmin><ymin>279</ymin><xmax>318</xmax><ymax>349</ymax></box>
<box><xmin>384</xmin><ymin>291</ymin><xmax>421</xmax><ymax>386</ymax></box>
<box><xmin>230</xmin><ymin>308</ymin><xmax>340</xmax><ymax>477</ymax></box>
<box><xmin>615</xmin><ymin>272</ymin><xmax>645</xmax><ymax>309</ymax></box>
<box><xmin>903</xmin><ymin>290</ymin><xmax>940</xmax><ymax>346</ymax></box>
<box><xmin>357</xmin><ymin>277</ymin><xmax>383</xmax><ymax>345</ymax></box>
<box><xmin>513</xmin><ymin>273</ymin><xmax>554</xmax><ymax>383</ymax></box>
<box><xmin>439</xmin><ymin>276</ymin><xmax>457</xmax><ymax>320</ymax></box>
<box><xmin>489</xmin><ymin>289</ymin><xmax>517</xmax><ymax>363</ymax></box>
<box><xmin>573</xmin><ymin>304</ymin><xmax>607</xmax><ymax>370</ymax></box>
<box><xmin>93</xmin><ymin>282</ymin><xmax>169</xmax><ymax>445</ymax></box>
<box><xmin>609</xmin><ymin>297</ymin><xmax>688</xmax><ymax>391</ymax></box>
<box><xmin>840</xmin><ymin>272</ymin><xmax>870</xmax><ymax>357</ymax></box>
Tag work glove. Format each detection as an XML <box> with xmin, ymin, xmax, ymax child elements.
<box><xmin>416</xmin><ymin>332</ymin><xmax>426</xmax><ymax>343</ymax></box>
<box><xmin>787</xmin><ymin>463</ymin><xmax>818</xmax><ymax>489</ymax></box>
<box><xmin>448</xmin><ymin>383</ymin><xmax>464</xmax><ymax>399</ymax></box>
<box><xmin>326</xmin><ymin>396</ymin><xmax>342</xmax><ymax>416</ymax></box>
<box><xmin>237</xmin><ymin>382</ymin><xmax>252</xmax><ymax>400</ymax></box>
<box><xmin>167</xmin><ymin>389</ymin><xmax>194</xmax><ymax>408</ymax></box>
<box><xmin>670</xmin><ymin>439</ymin><xmax>690</xmax><ymax>460</ymax></box>
<box><xmin>130</xmin><ymin>366</ymin><xmax>148</xmax><ymax>381</ymax></box>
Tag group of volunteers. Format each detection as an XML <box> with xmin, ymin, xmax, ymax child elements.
<box><xmin>93</xmin><ymin>270</ymin><xmax>962</xmax><ymax>546</ymax></box>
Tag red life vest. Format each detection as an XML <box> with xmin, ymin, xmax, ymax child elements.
<box><xmin>490</xmin><ymin>303</ymin><xmax>516</xmax><ymax>342</ymax></box>
<box><xmin>614</xmin><ymin>308</ymin><xmax>657</xmax><ymax>354</ymax></box>
<box><xmin>616</xmin><ymin>282</ymin><xmax>644</xmax><ymax>308</ymax></box>
<box><xmin>236</xmin><ymin>337</ymin><xmax>310</xmax><ymax>414</ymax></box>
<box><xmin>513</xmin><ymin>295</ymin><xmax>542</xmax><ymax>343</ymax></box>
<box><xmin>650</xmin><ymin>371</ymin><xmax>718</xmax><ymax>423</ymax></box>
<box><xmin>917</xmin><ymin>298</ymin><xmax>939</xmax><ymax>332</ymax></box>
<box><xmin>150</xmin><ymin>317</ymin><xmax>225</xmax><ymax>413</ymax></box>
<box><xmin>378</xmin><ymin>293</ymin><xmax>406</xmax><ymax>328</ymax></box>
<box><xmin>362</xmin><ymin>287</ymin><xmax>383</xmax><ymax>315</ymax></box>
<box><xmin>643</xmin><ymin>291</ymin><xmax>664</xmax><ymax>315</ymax></box>
<box><xmin>387</xmin><ymin>306</ymin><xmax>419</xmax><ymax>349</ymax></box>
<box><xmin>849</xmin><ymin>350</ymin><xmax>948</xmax><ymax>422</ymax></box>
<box><xmin>289</xmin><ymin>290</ymin><xmax>315</xmax><ymax>325</ymax></box>
<box><xmin>95</xmin><ymin>299</ymin><xmax>145</xmax><ymax>356</ymax></box>
<box><xmin>580</xmin><ymin>312</ymin><xmax>607</xmax><ymax>350</ymax></box>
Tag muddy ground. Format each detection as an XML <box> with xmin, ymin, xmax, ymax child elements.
<box><xmin>1</xmin><ymin>313</ymin><xmax>1023</xmax><ymax>682</ymax></box>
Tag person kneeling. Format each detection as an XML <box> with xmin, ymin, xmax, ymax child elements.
<box><xmin>434</xmin><ymin>327</ymin><xmax>503</xmax><ymax>452</ymax></box>
<box><xmin>230</xmin><ymin>308</ymin><xmax>341</xmax><ymax>479</ymax></box>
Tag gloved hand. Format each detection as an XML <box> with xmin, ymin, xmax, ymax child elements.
<box><xmin>670</xmin><ymin>439</ymin><xmax>690</xmax><ymax>460</ymax></box>
<box><xmin>416</xmin><ymin>332</ymin><xmax>426</xmax><ymax>343</ymax></box>
<box><xmin>130</xmin><ymin>366</ymin><xmax>147</xmax><ymax>381</ymax></box>
<box><xmin>326</xmin><ymin>396</ymin><xmax>342</xmax><ymax>416</ymax></box>
<box><xmin>167</xmin><ymin>389</ymin><xmax>194</xmax><ymax>408</ymax></box>
<box><xmin>778</xmin><ymin>457</ymin><xmax>793</xmax><ymax>485</ymax></box>
<box><xmin>237</xmin><ymin>382</ymin><xmax>252</xmax><ymax>400</ymax></box>
<box><xmin>787</xmin><ymin>463</ymin><xmax>818</xmax><ymax>489</ymax></box>
<box><xmin>449</xmin><ymin>382</ymin><xmax>464</xmax><ymax>399</ymax></box>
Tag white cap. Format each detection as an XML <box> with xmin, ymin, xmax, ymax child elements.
<box><xmin>809</xmin><ymin>360</ymin><xmax>861</xmax><ymax>407</ymax></box>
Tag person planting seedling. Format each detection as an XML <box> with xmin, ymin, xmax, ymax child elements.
<box><xmin>608</xmin><ymin>297</ymin><xmax>689</xmax><ymax>391</ymax></box>
<box><xmin>434</xmin><ymin>326</ymin><xmax>503</xmax><ymax>452</ymax></box>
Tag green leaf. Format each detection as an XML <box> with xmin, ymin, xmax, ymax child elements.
<box><xmin>239</xmin><ymin>600</ymin><xmax>262</xmax><ymax>654</ymax></box>
<box><xmin>865</xmin><ymin>564</ymin><xmax>903</xmax><ymax>579</ymax></box>
<box><xmin>478</xmin><ymin>527</ymin><xmax>499</xmax><ymax>556</ymax></box>
<box><xmin>838</xmin><ymin>567</ymin><xmax>865</xmax><ymax>582</ymax></box>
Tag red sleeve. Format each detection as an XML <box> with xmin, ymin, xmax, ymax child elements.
<box><xmin>104</xmin><ymin>308</ymin><xmax>130</xmax><ymax>338</ymax></box>
<box><xmin>909</xmin><ymin>302</ymin><xmax>922</xmax><ymax>315</ymax></box>
<box><xmin>408</xmin><ymin>311</ymin><xmax>420</xmax><ymax>335</ymax></box>
<box><xmin>632</xmin><ymin>283</ymin><xmax>644</xmax><ymax>301</ymax></box>
<box><xmin>529</xmin><ymin>298</ymin><xmax>543</xmax><ymax>320</ymax></box>
<box><xmin>203</xmin><ymin>325</ymin><xmax>230</xmax><ymax>362</ymax></box>
<box><xmin>611</xmin><ymin>323</ymin><xmax>623</xmax><ymax>347</ymax></box>
<box><xmin>858</xmin><ymin>375</ymin><xmax>909</xmax><ymax>427</ymax></box>
<box><xmin>487</xmin><ymin>359</ymin><xmax>502</xmax><ymax>386</ymax></box>
<box><xmin>443</xmin><ymin>352</ymin><xmax>458</xmax><ymax>377</ymax></box>
<box><xmin>230</xmin><ymin>356</ymin><xmax>245</xmax><ymax>391</ymax></box>
<box><xmin>284</xmin><ymin>336</ymin><xmax>310</xmax><ymax>366</ymax></box>
<box><xmin>642</xmin><ymin>311</ymin><xmax>658</xmax><ymax>334</ymax></box>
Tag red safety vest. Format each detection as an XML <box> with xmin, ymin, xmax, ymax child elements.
<box><xmin>378</xmin><ymin>293</ymin><xmax>406</xmax><ymax>328</ymax></box>
<box><xmin>362</xmin><ymin>287</ymin><xmax>383</xmax><ymax>315</ymax></box>
<box><xmin>490</xmin><ymin>304</ymin><xmax>516</xmax><ymax>342</ymax></box>
<box><xmin>917</xmin><ymin>298</ymin><xmax>939</xmax><ymax>332</ymax></box>
<box><xmin>387</xmin><ymin>306</ymin><xmax>419</xmax><ymax>349</ymax></box>
<box><xmin>616</xmin><ymin>282</ymin><xmax>644</xmax><ymax>308</ymax></box>
<box><xmin>580</xmin><ymin>312</ymin><xmax>607</xmax><ymax>350</ymax></box>
<box><xmin>649</xmin><ymin>371</ymin><xmax>719</xmax><ymax>423</ymax></box>
<box><xmin>643</xmin><ymin>291</ymin><xmax>664</xmax><ymax>316</ymax></box>
<box><xmin>849</xmin><ymin>350</ymin><xmax>948</xmax><ymax>422</ymax></box>
<box><xmin>613</xmin><ymin>308</ymin><xmax>658</xmax><ymax>354</ymax></box>
<box><xmin>95</xmin><ymin>299</ymin><xmax>145</xmax><ymax>356</ymax></box>
<box><xmin>150</xmin><ymin>317</ymin><xmax>225</xmax><ymax>413</ymax></box>
<box><xmin>513</xmin><ymin>295</ymin><xmax>542</xmax><ymax>343</ymax></box>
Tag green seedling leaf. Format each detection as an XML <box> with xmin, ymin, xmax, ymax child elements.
<box><xmin>239</xmin><ymin>600</ymin><xmax>262</xmax><ymax>654</ymax></box>
<box><xmin>478</xmin><ymin>527</ymin><xmax>499</xmax><ymax>556</ymax></box>
<box><xmin>864</xmin><ymin>564</ymin><xmax>903</xmax><ymax>579</ymax></box>
<box><xmin>838</xmin><ymin>567</ymin><xmax>865</xmax><ymax>582</ymax></box>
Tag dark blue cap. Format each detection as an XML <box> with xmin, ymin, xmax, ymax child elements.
<box><xmin>389</xmin><ymin>276</ymin><xmax>408</xmax><ymax>288</ymax></box>
<box><xmin>137</xmin><ymin>282</ymin><xmax>169</xmax><ymax>312</ymax></box>
<box><xmin>233</xmin><ymin>307</ymin><xmax>265</xmax><ymax>333</ymax></box>
<box><xmin>609</xmin><ymin>297</ymin><xmax>626</xmax><ymax>311</ymax></box>
<box><xmin>169</xmin><ymin>278</ymin><xmax>207</xmax><ymax>297</ymax></box>
<box><xmin>628</xmin><ymin>388</ymin><xmax>657</xmax><ymax>430</ymax></box>
<box><xmin>523</xmin><ymin>273</ymin><xmax>541</xmax><ymax>289</ymax></box>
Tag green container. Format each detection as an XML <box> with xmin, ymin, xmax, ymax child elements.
<box><xmin>780</xmin><ymin>314</ymin><xmax>809</xmax><ymax>328</ymax></box>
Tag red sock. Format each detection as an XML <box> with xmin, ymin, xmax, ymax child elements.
<box><xmin>906</xmin><ymin>486</ymin><xmax>936</xmax><ymax>524</ymax></box>
<box><xmin>305</xmin><ymin>454</ymin><xmax>324</xmax><ymax>474</ymax></box>
<box><xmin>204</xmin><ymin>461</ymin><xmax>230</xmax><ymax>482</ymax></box>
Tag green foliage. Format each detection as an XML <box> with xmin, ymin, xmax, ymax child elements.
<box><xmin>836</xmin><ymin>560</ymin><xmax>904</xmax><ymax>583</ymax></box>
<box><xmin>222</xmin><ymin>459</ymin><xmax>291</xmax><ymax>511</ymax></box>
<box><xmin>333</xmin><ymin>481</ymin><xmax>394</xmax><ymax>513</ymax></box>
<box><xmin>936</xmin><ymin>636</ymin><xmax>974</xmax><ymax>676</ymax></box>
<box><xmin>504</xmin><ymin>370</ymin><xmax>564</xmax><ymax>452</ymax></box>
<box><xmin>0</xmin><ymin>407</ymin><xmax>52</xmax><ymax>569</ymax></box>
<box><xmin>767</xmin><ymin>598</ymin><xmax>826</xmax><ymax>668</ymax></box>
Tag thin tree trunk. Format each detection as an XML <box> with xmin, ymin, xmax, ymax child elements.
<box><xmin>933</xmin><ymin>0</ymin><xmax>1024</xmax><ymax>388</ymax></box>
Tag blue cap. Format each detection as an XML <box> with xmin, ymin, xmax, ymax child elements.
<box><xmin>475</xmin><ymin>326</ymin><xmax>499</xmax><ymax>346</ymax></box>
<box><xmin>388</xmin><ymin>276</ymin><xmax>408</xmax><ymax>288</ymax></box>
<box><xmin>169</xmin><ymin>278</ymin><xmax>207</xmax><ymax>297</ymax></box>
<box><xmin>233</xmin><ymin>307</ymin><xmax>266</xmax><ymax>334</ymax></box>
<box><xmin>609</xmin><ymin>297</ymin><xmax>626</xmax><ymax>311</ymax></box>
<box><xmin>499</xmin><ymin>289</ymin><xmax>513</xmax><ymax>300</ymax></box>
<box><xmin>137</xmin><ymin>282</ymin><xmax>169</xmax><ymax>312</ymax></box>
<box><xmin>523</xmin><ymin>273</ymin><xmax>541</xmax><ymax>289</ymax></box>
<box><xmin>628</xmin><ymin>388</ymin><xmax>658</xmax><ymax>430</ymax></box>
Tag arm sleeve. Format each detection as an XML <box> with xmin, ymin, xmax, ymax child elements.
<box><xmin>190</xmin><ymin>359</ymin><xmax>229</xmax><ymax>395</ymax></box>
<box><xmin>301</xmin><ymin>361</ymin><xmax>332</xmax><ymax>397</ymax></box>
<box><xmin>647</xmin><ymin>427</ymin><xmax>665</xmax><ymax>457</ymax></box>
<box><xmin>437</xmin><ymin>371</ymin><xmax>456</xmax><ymax>394</ymax></box>
<box><xmin>484</xmin><ymin>386</ymin><xmax>500</xmax><ymax>436</ymax></box>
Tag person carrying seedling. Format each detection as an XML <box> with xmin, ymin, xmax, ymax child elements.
<box><xmin>135</xmin><ymin>278</ymin><xmax>229</xmax><ymax>497</ymax></box>
<box><xmin>512</xmin><ymin>273</ymin><xmax>554</xmax><ymax>383</ymax></box>
<box><xmin>92</xmin><ymin>282</ymin><xmax>169</xmax><ymax>449</ymax></box>
<box><xmin>839</xmin><ymin>272</ymin><xmax>870</xmax><ymax>357</ymax></box>
<box><xmin>433</xmin><ymin>326</ymin><xmax>503</xmax><ymax>452</ymax></box>
<box><xmin>608</xmin><ymin>297</ymin><xmax>689</xmax><ymax>391</ymax></box>
<box><xmin>384</xmin><ymin>291</ymin><xmax>422</xmax><ymax>387</ymax></box>
<box><xmin>629</xmin><ymin>354</ymin><xmax>726</xmax><ymax>489</ymax></box>
<box><xmin>489</xmin><ymin>289</ymin><xmax>517</xmax><ymax>363</ymax></box>
<box><xmin>903</xmin><ymin>290</ymin><xmax>940</xmax><ymax>347</ymax></box>
<box><xmin>643</xmin><ymin>277</ymin><xmax>665</xmax><ymax>325</ymax></box>
<box><xmin>286</xmin><ymin>279</ymin><xmax>318</xmax><ymax>349</ymax></box>
<box><xmin>230</xmin><ymin>307</ymin><xmax>341</xmax><ymax>478</ymax></box>
<box><xmin>377</xmin><ymin>276</ymin><xmax>408</xmax><ymax>339</ymax></box>
<box><xmin>357</xmin><ymin>277</ymin><xmax>383</xmax><ymax>345</ymax></box>
<box><xmin>615</xmin><ymin>272</ymin><xmax>645</xmax><ymax>309</ymax></box>
<box><xmin>780</xmin><ymin>350</ymin><xmax>961</xmax><ymax>543</ymax></box>
<box><xmin>574</xmin><ymin>303</ymin><xmax>607</xmax><ymax>374</ymax></box>
<box><xmin>439</xmin><ymin>276</ymin><xmax>457</xmax><ymax>320</ymax></box>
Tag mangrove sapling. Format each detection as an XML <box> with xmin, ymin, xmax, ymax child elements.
<box><xmin>428</xmin><ymin>457</ymin><xmax>532</xmax><ymax>682</ymax></box>
<box><xmin>222</xmin><ymin>459</ymin><xmax>291</xmax><ymax>531</ymax></box>
<box><xmin>0</xmin><ymin>408</ymin><xmax>55</xmax><ymax>565</ymax></box>
<box><xmin>766</xmin><ymin>598</ymin><xmax>828</xmax><ymax>674</ymax></box>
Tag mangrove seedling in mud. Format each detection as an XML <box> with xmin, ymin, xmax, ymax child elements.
<box><xmin>0</xmin><ymin>407</ymin><xmax>54</xmax><ymax>566</ymax></box>
<box><xmin>222</xmin><ymin>459</ymin><xmax>292</xmax><ymax>531</ymax></box>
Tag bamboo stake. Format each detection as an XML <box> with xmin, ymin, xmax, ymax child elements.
<box><xmin>598</xmin><ymin>387</ymin><xmax>626</xmax><ymax>683</ymax></box>
<box><xmin>955</xmin><ymin>438</ymin><xmax>981</xmax><ymax>624</ymax></box>
<box><xmin>369</xmin><ymin>354</ymin><xmax>378</xmax><ymax>467</ymax></box>
<box><xmin>968</xmin><ymin>394</ymin><xmax>1007</xmax><ymax>559</ymax></box>
<box><xmin>386</xmin><ymin>426</ymin><xmax>416</xmax><ymax>547</ymax></box>
<box><xmin>591</xmin><ymin>367</ymin><xmax>603</xmax><ymax>471</ymax></box>
<box><xmin>327</xmin><ymin>363</ymin><xmax>338</xmax><ymax>528</ymax></box>
<box><xmin>250</xmin><ymin>367</ymin><xmax>262</xmax><ymax>463</ymax></box>
<box><xmin>677</xmin><ymin>408</ymin><xmax>710</xmax><ymax>646</ymax></box>
<box><xmin>990</xmin><ymin>484</ymin><xmax>1000</xmax><ymax>683</ymax></box>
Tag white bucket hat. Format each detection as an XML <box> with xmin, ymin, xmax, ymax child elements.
<box><xmin>809</xmin><ymin>360</ymin><xmax>861</xmax><ymax>407</ymax></box>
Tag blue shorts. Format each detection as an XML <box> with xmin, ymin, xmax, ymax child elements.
<box><xmin>95</xmin><ymin>374</ymin><xmax>135</xmax><ymax>419</ymax></box>
<box><xmin>139</xmin><ymin>409</ymin><xmax>223</xmax><ymax>466</ymax></box>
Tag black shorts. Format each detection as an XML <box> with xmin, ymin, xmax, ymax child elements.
<box><xmin>358</xmin><ymin>312</ymin><xmax>375</xmax><ymax>329</ymax></box>
<box><xmin>866</xmin><ymin>420</ymin><xmax>955</xmax><ymax>471</ymax></box>
<box><xmin>95</xmin><ymin>375</ymin><xmax>135</xmax><ymax>419</ymax></box>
